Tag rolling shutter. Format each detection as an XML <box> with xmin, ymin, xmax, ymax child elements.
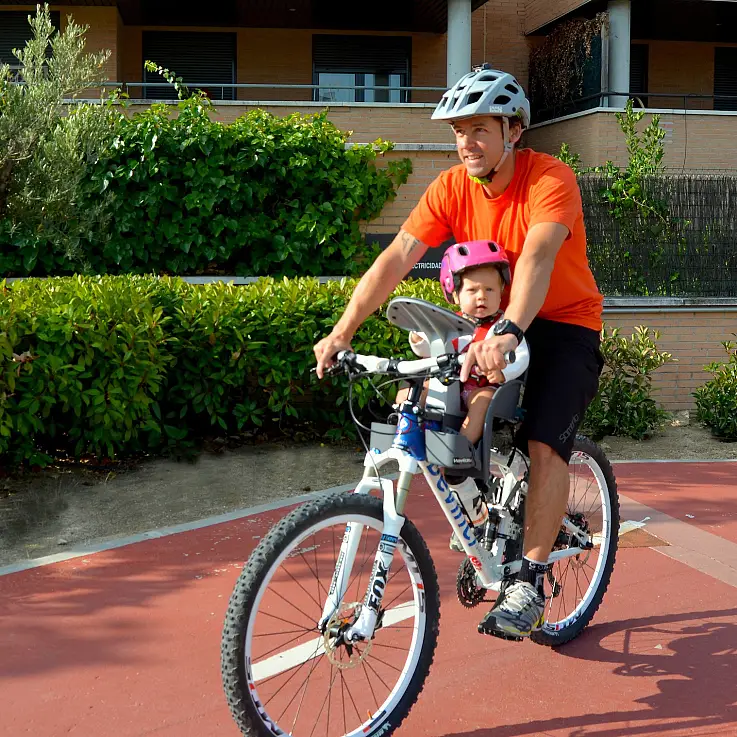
<box><xmin>0</xmin><ymin>10</ymin><xmax>60</xmax><ymax>66</ymax></box>
<box><xmin>313</xmin><ymin>34</ymin><xmax>411</xmax><ymax>76</ymax></box>
<box><xmin>715</xmin><ymin>47</ymin><xmax>737</xmax><ymax>111</ymax></box>
<box><xmin>630</xmin><ymin>43</ymin><xmax>649</xmax><ymax>106</ymax></box>
<box><xmin>142</xmin><ymin>31</ymin><xmax>236</xmax><ymax>100</ymax></box>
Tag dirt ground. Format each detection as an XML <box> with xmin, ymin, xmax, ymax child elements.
<box><xmin>1</xmin><ymin>412</ymin><xmax>735</xmax><ymax>567</ymax></box>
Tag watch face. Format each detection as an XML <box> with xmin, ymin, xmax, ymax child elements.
<box><xmin>493</xmin><ymin>319</ymin><xmax>509</xmax><ymax>335</ymax></box>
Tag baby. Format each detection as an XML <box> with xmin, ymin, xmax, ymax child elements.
<box><xmin>399</xmin><ymin>240</ymin><xmax>516</xmax><ymax>445</ymax></box>
<box><xmin>397</xmin><ymin>240</ymin><xmax>528</xmax><ymax>550</ymax></box>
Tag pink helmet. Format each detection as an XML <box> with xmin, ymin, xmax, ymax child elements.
<box><xmin>439</xmin><ymin>240</ymin><xmax>511</xmax><ymax>302</ymax></box>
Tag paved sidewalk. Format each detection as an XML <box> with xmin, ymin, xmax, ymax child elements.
<box><xmin>2</xmin><ymin>462</ymin><xmax>737</xmax><ymax>737</ymax></box>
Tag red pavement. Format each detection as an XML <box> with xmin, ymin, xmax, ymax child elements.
<box><xmin>2</xmin><ymin>462</ymin><xmax>737</xmax><ymax>737</ymax></box>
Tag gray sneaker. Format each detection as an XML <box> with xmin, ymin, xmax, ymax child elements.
<box><xmin>478</xmin><ymin>581</ymin><xmax>545</xmax><ymax>639</ymax></box>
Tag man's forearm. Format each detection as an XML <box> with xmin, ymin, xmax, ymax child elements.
<box><xmin>502</xmin><ymin>251</ymin><xmax>555</xmax><ymax>332</ymax></box>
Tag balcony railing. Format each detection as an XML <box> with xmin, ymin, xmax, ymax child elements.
<box><xmin>534</xmin><ymin>91</ymin><xmax>737</xmax><ymax>122</ymax></box>
<box><xmin>21</xmin><ymin>80</ymin><xmax>448</xmax><ymax>103</ymax></box>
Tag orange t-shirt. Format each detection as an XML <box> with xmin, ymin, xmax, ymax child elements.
<box><xmin>402</xmin><ymin>148</ymin><xmax>603</xmax><ymax>332</ymax></box>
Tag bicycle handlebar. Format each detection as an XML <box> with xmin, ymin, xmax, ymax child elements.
<box><xmin>334</xmin><ymin>343</ymin><xmax>529</xmax><ymax>381</ymax></box>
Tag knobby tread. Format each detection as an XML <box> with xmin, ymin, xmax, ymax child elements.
<box><xmin>531</xmin><ymin>434</ymin><xmax>620</xmax><ymax>647</ymax></box>
<box><xmin>221</xmin><ymin>491</ymin><xmax>441</xmax><ymax>737</ymax></box>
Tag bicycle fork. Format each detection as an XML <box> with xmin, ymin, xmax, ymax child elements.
<box><xmin>318</xmin><ymin>466</ymin><xmax>413</xmax><ymax>642</ymax></box>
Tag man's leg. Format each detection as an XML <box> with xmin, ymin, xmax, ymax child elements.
<box><xmin>477</xmin><ymin>441</ymin><xmax>568</xmax><ymax>638</ymax></box>
<box><xmin>478</xmin><ymin>318</ymin><xmax>603</xmax><ymax>639</ymax></box>
<box><xmin>523</xmin><ymin>440</ymin><xmax>570</xmax><ymax>561</ymax></box>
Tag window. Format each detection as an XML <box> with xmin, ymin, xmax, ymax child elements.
<box><xmin>0</xmin><ymin>10</ymin><xmax>60</xmax><ymax>71</ymax></box>
<box><xmin>142</xmin><ymin>31</ymin><xmax>236</xmax><ymax>100</ymax></box>
<box><xmin>715</xmin><ymin>47</ymin><xmax>737</xmax><ymax>111</ymax></box>
<box><xmin>312</xmin><ymin>35</ymin><xmax>411</xmax><ymax>103</ymax></box>
<box><xmin>630</xmin><ymin>43</ymin><xmax>649</xmax><ymax>107</ymax></box>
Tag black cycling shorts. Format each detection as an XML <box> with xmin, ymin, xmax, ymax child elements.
<box><xmin>514</xmin><ymin>318</ymin><xmax>604</xmax><ymax>463</ymax></box>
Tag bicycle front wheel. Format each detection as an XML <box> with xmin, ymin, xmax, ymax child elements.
<box><xmin>532</xmin><ymin>435</ymin><xmax>619</xmax><ymax>647</ymax></box>
<box><xmin>221</xmin><ymin>492</ymin><xmax>440</xmax><ymax>737</ymax></box>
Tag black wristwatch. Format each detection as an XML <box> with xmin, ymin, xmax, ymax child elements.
<box><xmin>492</xmin><ymin>318</ymin><xmax>524</xmax><ymax>346</ymax></box>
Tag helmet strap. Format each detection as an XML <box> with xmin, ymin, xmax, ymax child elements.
<box><xmin>461</xmin><ymin>309</ymin><xmax>502</xmax><ymax>326</ymax></box>
<box><xmin>468</xmin><ymin>117</ymin><xmax>514</xmax><ymax>186</ymax></box>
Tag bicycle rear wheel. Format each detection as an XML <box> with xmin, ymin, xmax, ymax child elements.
<box><xmin>532</xmin><ymin>435</ymin><xmax>619</xmax><ymax>647</ymax></box>
<box><xmin>221</xmin><ymin>492</ymin><xmax>440</xmax><ymax>737</ymax></box>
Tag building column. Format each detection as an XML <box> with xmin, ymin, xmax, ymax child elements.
<box><xmin>607</xmin><ymin>0</ymin><xmax>631</xmax><ymax>107</ymax></box>
<box><xmin>447</xmin><ymin>0</ymin><xmax>472</xmax><ymax>87</ymax></box>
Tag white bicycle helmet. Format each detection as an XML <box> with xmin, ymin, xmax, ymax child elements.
<box><xmin>432</xmin><ymin>64</ymin><xmax>530</xmax><ymax>128</ymax></box>
<box><xmin>432</xmin><ymin>64</ymin><xmax>531</xmax><ymax>184</ymax></box>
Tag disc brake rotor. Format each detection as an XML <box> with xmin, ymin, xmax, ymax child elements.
<box><xmin>322</xmin><ymin>602</ymin><xmax>373</xmax><ymax>670</ymax></box>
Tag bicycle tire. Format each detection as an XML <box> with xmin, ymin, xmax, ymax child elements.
<box><xmin>531</xmin><ymin>435</ymin><xmax>619</xmax><ymax>647</ymax></box>
<box><xmin>221</xmin><ymin>491</ymin><xmax>440</xmax><ymax>737</ymax></box>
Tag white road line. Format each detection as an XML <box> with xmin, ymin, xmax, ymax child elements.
<box><xmin>252</xmin><ymin>601</ymin><xmax>416</xmax><ymax>682</ymax></box>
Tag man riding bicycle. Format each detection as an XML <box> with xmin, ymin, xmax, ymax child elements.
<box><xmin>314</xmin><ymin>64</ymin><xmax>604</xmax><ymax>640</ymax></box>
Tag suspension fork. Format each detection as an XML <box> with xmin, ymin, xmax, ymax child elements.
<box><xmin>318</xmin><ymin>465</ymin><xmax>412</xmax><ymax>635</ymax></box>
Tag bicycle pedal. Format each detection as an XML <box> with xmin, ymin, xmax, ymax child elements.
<box><xmin>477</xmin><ymin>622</ymin><xmax>524</xmax><ymax>642</ymax></box>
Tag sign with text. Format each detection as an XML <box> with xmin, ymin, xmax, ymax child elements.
<box><xmin>367</xmin><ymin>234</ymin><xmax>452</xmax><ymax>280</ymax></box>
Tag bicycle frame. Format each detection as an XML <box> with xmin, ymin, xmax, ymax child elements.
<box><xmin>319</xmin><ymin>410</ymin><xmax>594</xmax><ymax>644</ymax></box>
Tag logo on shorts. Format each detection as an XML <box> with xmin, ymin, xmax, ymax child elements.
<box><xmin>559</xmin><ymin>413</ymin><xmax>580</xmax><ymax>444</ymax></box>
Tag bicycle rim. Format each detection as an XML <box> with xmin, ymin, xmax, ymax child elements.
<box><xmin>243</xmin><ymin>512</ymin><xmax>427</xmax><ymax>737</ymax></box>
<box><xmin>541</xmin><ymin>448</ymin><xmax>614</xmax><ymax>632</ymax></box>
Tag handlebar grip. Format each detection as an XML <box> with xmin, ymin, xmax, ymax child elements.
<box><xmin>458</xmin><ymin>350</ymin><xmax>516</xmax><ymax>365</ymax></box>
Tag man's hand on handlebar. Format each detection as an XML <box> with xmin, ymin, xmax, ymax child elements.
<box><xmin>313</xmin><ymin>331</ymin><xmax>353</xmax><ymax>379</ymax></box>
<box><xmin>460</xmin><ymin>333</ymin><xmax>519</xmax><ymax>383</ymax></box>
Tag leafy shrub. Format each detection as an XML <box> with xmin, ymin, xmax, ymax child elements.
<box><xmin>694</xmin><ymin>340</ymin><xmax>737</xmax><ymax>441</ymax></box>
<box><xmin>0</xmin><ymin>5</ymin><xmax>119</xmax><ymax>274</ymax></box>
<box><xmin>0</xmin><ymin>275</ymin><xmax>445</xmax><ymax>465</ymax></box>
<box><xmin>0</xmin><ymin>11</ymin><xmax>411</xmax><ymax>278</ymax></box>
<box><xmin>0</xmin><ymin>276</ymin><xmax>675</xmax><ymax>465</ymax></box>
<box><xmin>582</xmin><ymin>325</ymin><xmax>673</xmax><ymax>440</ymax></box>
<box><xmin>82</xmin><ymin>101</ymin><xmax>410</xmax><ymax>278</ymax></box>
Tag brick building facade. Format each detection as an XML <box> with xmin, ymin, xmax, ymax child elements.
<box><xmin>2</xmin><ymin>1</ymin><xmax>736</xmax><ymax>409</ymax></box>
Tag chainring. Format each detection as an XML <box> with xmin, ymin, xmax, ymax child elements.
<box><xmin>456</xmin><ymin>558</ymin><xmax>487</xmax><ymax>608</ymax></box>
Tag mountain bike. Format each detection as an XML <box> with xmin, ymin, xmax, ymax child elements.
<box><xmin>221</xmin><ymin>296</ymin><xmax>619</xmax><ymax>737</ymax></box>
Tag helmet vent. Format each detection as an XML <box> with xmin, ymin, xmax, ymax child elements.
<box><xmin>493</xmin><ymin>95</ymin><xmax>511</xmax><ymax>105</ymax></box>
<box><xmin>479</xmin><ymin>73</ymin><xmax>499</xmax><ymax>82</ymax></box>
<box><xmin>505</xmin><ymin>84</ymin><xmax>519</xmax><ymax>94</ymax></box>
<box><xmin>488</xmin><ymin>242</ymin><xmax>499</xmax><ymax>252</ymax></box>
<box><xmin>457</xmin><ymin>246</ymin><xmax>469</xmax><ymax>256</ymax></box>
<box><xmin>466</xmin><ymin>91</ymin><xmax>483</xmax><ymax>105</ymax></box>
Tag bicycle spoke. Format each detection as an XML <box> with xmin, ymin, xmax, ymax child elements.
<box><xmin>290</xmin><ymin>642</ymin><xmax>326</xmax><ymax>734</ymax></box>
<box><xmin>283</xmin><ymin>564</ymin><xmax>323</xmax><ymax>611</ymax></box>
<box><xmin>274</xmin><ymin>638</ymin><xmax>324</xmax><ymax>720</ymax></box>
<box><xmin>367</xmin><ymin>652</ymin><xmax>402</xmax><ymax>673</ymax></box>
<box><xmin>372</xmin><ymin>641</ymin><xmax>410</xmax><ymax>652</ymax></box>
<box><xmin>269</xmin><ymin>585</ymin><xmax>319</xmax><ymax>626</ymax></box>
<box><xmin>364</xmin><ymin>657</ymin><xmax>393</xmax><ymax>692</ymax></box>
<box><xmin>341</xmin><ymin>669</ymin><xmax>362</xmax><ymax>724</ymax></box>
<box><xmin>382</xmin><ymin>582</ymin><xmax>412</xmax><ymax>612</ymax></box>
<box><xmin>309</xmin><ymin>664</ymin><xmax>339</xmax><ymax>737</ymax></box>
<box><xmin>255</xmin><ymin>630</ymin><xmax>315</xmax><ymax>662</ymax></box>
<box><xmin>264</xmin><ymin>643</ymin><xmax>319</xmax><ymax>706</ymax></box>
<box><xmin>260</xmin><ymin>609</ymin><xmax>316</xmax><ymax>631</ymax></box>
<box><xmin>362</xmin><ymin>660</ymin><xmax>380</xmax><ymax>712</ymax></box>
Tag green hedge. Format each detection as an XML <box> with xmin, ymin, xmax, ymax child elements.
<box><xmin>0</xmin><ymin>101</ymin><xmax>412</xmax><ymax>278</ymax></box>
<box><xmin>0</xmin><ymin>275</ymin><xmax>444</xmax><ymax>464</ymax></box>
<box><xmin>0</xmin><ymin>275</ymin><xmax>673</xmax><ymax>466</ymax></box>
